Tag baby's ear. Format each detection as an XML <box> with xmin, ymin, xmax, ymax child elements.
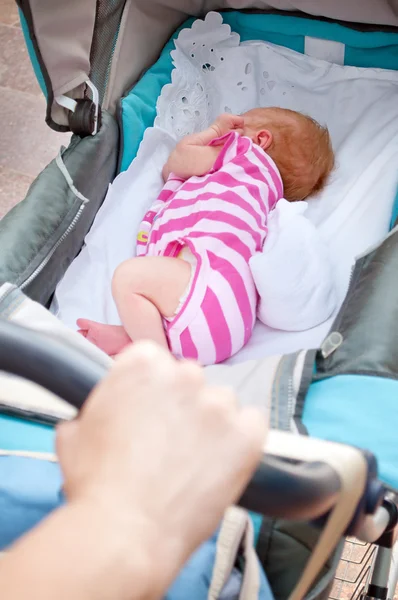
<box><xmin>257</xmin><ymin>129</ymin><xmax>273</xmax><ymax>151</ymax></box>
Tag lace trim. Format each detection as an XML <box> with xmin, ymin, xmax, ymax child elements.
<box><xmin>155</xmin><ymin>12</ymin><xmax>242</xmax><ymax>138</ymax></box>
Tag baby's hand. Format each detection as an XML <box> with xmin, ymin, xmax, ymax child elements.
<box><xmin>211</xmin><ymin>113</ymin><xmax>244</xmax><ymax>138</ymax></box>
<box><xmin>164</xmin><ymin>113</ymin><xmax>245</xmax><ymax>180</ymax></box>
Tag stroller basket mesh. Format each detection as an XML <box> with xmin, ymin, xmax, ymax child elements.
<box><xmin>89</xmin><ymin>0</ymin><xmax>127</xmax><ymax>103</ymax></box>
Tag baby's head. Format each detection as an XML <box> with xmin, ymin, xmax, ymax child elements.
<box><xmin>242</xmin><ymin>107</ymin><xmax>334</xmax><ymax>201</ymax></box>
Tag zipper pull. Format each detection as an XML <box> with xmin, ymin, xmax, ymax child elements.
<box><xmin>320</xmin><ymin>331</ymin><xmax>343</xmax><ymax>359</ymax></box>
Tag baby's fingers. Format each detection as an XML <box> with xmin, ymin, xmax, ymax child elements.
<box><xmin>230</xmin><ymin>114</ymin><xmax>245</xmax><ymax>129</ymax></box>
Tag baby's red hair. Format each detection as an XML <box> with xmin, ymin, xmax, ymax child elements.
<box><xmin>244</xmin><ymin>108</ymin><xmax>335</xmax><ymax>201</ymax></box>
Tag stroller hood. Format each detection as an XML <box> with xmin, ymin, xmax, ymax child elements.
<box><xmin>17</xmin><ymin>0</ymin><xmax>398</xmax><ymax>133</ymax></box>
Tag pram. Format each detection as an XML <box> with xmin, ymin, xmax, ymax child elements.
<box><xmin>0</xmin><ymin>1</ymin><xmax>398</xmax><ymax>599</ymax></box>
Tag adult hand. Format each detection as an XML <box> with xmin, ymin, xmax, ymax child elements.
<box><xmin>57</xmin><ymin>342</ymin><xmax>266</xmax><ymax>595</ymax></box>
<box><xmin>211</xmin><ymin>113</ymin><xmax>245</xmax><ymax>137</ymax></box>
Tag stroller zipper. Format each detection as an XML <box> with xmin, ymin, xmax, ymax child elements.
<box><xmin>20</xmin><ymin>150</ymin><xmax>90</xmax><ymax>291</ymax></box>
<box><xmin>20</xmin><ymin>204</ymin><xmax>86</xmax><ymax>290</ymax></box>
<box><xmin>0</xmin><ymin>283</ymin><xmax>15</xmax><ymax>304</ymax></box>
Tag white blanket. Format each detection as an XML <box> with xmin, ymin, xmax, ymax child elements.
<box><xmin>250</xmin><ymin>200</ymin><xmax>337</xmax><ymax>331</ymax></box>
<box><xmin>55</xmin><ymin>12</ymin><xmax>398</xmax><ymax>364</ymax></box>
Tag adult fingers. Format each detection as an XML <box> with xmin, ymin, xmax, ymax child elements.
<box><xmin>199</xmin><ymin>384</ymin><xmax>238</xmax><ymax>420</ymax></box>
<box><xmin>222</xmin><ymin>407</ymin><xmax>268</xmax><ymax>502</ymax></box>
<box><xmin>101</xmin><ymin>341</ymin><xmax>178</xmax><ymax>401</ymax></box>
<box><xmin>236</xmin><ymin>406</ymin><xmax>268</xmax><ymax>461</ymax></box>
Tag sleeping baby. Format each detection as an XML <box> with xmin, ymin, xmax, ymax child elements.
<box><xmin>77</xmin><ymin>108</ymin><xmax>334</xmax><ymax>365</ymax></box>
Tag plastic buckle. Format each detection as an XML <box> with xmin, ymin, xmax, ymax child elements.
<box><xmin>55</xmin><ymin>80</ymin><xmax>100</xmax><ymax>137</ymax></box>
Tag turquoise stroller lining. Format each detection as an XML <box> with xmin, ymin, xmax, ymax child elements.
<box><xmin>305</xmin><ymin>375</ymin><xmax>398</xmax><ymax>490</ymax></box>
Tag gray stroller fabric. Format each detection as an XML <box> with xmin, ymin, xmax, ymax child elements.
<box><xmin>17</xmin><ymin>0</ymin><xmax>96</xmax><ymax>129</ymax></box>
<box><xmin>0</xmin><ymin>111</ymin><xmax>118</xmax><ymax>305</ymax></box>
<box><xmin>18</xmin><ymin>0</ymin><xmax>95</xmax><ymax>97</ymax></box>
<box><xmin>316</xmin><ymin>226</ymin><xmax>398</xmax><ymax>381</ymax></box>
<box><xmin>256</xmin><ymin>519</ymin><xmax>343</xmax><ymax>600</ymax></box>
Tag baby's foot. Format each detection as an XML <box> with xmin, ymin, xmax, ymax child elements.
<box><xmin>77</xmin><ymin>319</ymin><xmax>131</xmax><ymax>356</ymax></box>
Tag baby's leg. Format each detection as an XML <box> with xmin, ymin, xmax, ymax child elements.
<box><xmin>112</xmin><ymin>255</ymin><xmax>192</xmax><ymax>348</ymax></box>
<box><xmin>78</xmin><ymin>256</ymin><xmax>191</xmax><ymax>354</ymax></box>
<box><xmin>78</xmin><ymin>256</ymin><xmax>192</xmax><ymax>356</ymax></box>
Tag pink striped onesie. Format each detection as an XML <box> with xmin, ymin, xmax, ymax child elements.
<box><xmin>137</xmin><ymin>131</ymin><xmax>283</xmax><ymax>365</ymax></box>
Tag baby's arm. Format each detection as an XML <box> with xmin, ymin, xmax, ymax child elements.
<box><xmin>163</xmin><ymin>114</ymin><xmax>244</xmax><ymax>181</ymax></box>
<box><xmin>162</xmin><ymin>141</ymin><xmax>220</xmax><ymax>181</ymax></box>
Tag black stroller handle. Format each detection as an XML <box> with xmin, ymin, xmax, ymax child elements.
<box><xmin>0</xmin><ymin>319</ymin><xmax>342</xmax><ymax>520</ymax></box>
<box><xmin>0</xmin><ymin>319</ymin><xmax>104</xmax><ymax>410</ymax></box>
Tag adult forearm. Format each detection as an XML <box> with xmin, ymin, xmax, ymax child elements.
<box><xmin>0</xmin><ymin>499</ymin><xmax>162</xmax><ymax>600</ymax></box>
